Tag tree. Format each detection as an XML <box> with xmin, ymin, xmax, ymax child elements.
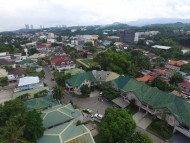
<box><xmin>151</xmin><ymin>77</ymin><xmax>169</xmax><ymax>91</ymax></box>
<box><xmin>0</xmin><ymin>77</ymin><xmax>8</xmax><ymax>86</ymax></box>
<box><xmin>170</xmin><ymin>73</ymin><xmax>184</xmax><ymax>84</ymax></box>
<box><xmin>53</xmin><ymin>86</ymin><xmax>63</xmax><ymax>101</ymax></box>
<box><xmin>180</xmin><ymin>64</ymin><xmax>190</xmax><ymax>73</ymax></box>
<box><xmin>28</xmin><ymin>48</ymin><xmax>39</xmax><ymax>55</ymax></box>
<box><xmin>0</xmin><ymin>115</ymin><xmax>27</xmax><ymax>143</ymax></box>
<box><xmin>0</xmin><ymin>99</ymin><xmax>44</xmax><ymax>142</ymax></box>
<box><xmin>80</xmin><ymin>85</ymin><xmax>91</xmax><ymax>97</ymax></box>
<box><xmin>4</xmin><ymin>65</ymin><xmax>13</xmax><ymax>72</ymax></box>
<box><xmin>54</xmin><ymin>72</ymin><xmax>71</xmax><ymax>86</ymax></box>
<box><xmin>24</xmin><ymin>110</ymin><xmax>44</xmax><ymax>142</ymax></box>
<box><xmin>99</xmin><ymin>108</ymin><xmax>136</xmax><ymax>143</ymax></box>
<box><xmin>128</xmin><ymin>132</ymin><xmax>153</xmax><ymax>143</ymax></box>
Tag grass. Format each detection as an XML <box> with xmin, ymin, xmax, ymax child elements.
<box><xmin>25</xmin><ymin>70</ymin><xmax>45</xmax><ymax>79</ymax></box>
<box><xmin>80</xmin><ymin>59</ymin><xmax>98</xmax><ymax>67</ymax></box>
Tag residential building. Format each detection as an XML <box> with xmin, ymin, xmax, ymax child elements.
<box><xmin>0</xmin><ymin>52</ymin><xmax>11</xmax><ymax>59</ymax></box>
<box><xmin>47</xmin><ymin>33</ymin><xmax>55</xmax><ymax>39</ymax></box>
<box><xmin>14</xmin><ymin>76</ymin><xmax>43</xmax><ymax>93</ymax></box>
<box><xmin>8</xmin><ymin>67</ymin><xmax>25</xmax><ymax>81</ymax></box>
<box><xmin>120</xmin><ymin>30</ymin><xmax>135</xmax><ymax>44</ymax></box>
<box><xmin>112</xmin><ymin>77</ymin><xmax>190</xmax><ymax>138</ymax></box>
<box><xmin>50</xmin><ymin>55</ymin><xmax>75</xmax><ymax>72</ymax></box>
<box><xmin>152</xmin><ymin>45</ymin><xmax>172</xmax><ymax>50</ymax></box>
<box><xmin>178</xmin><ymin>81</ymin><xmax>190</xmax><ymax>93</ymax></box>
<box><xmin>0</xmin><ymin>59</ymin><xmax>16</xmax><ymax>68</ymax></box>
<box><xmin>108</xmin><ymin>36</ymin><xmax>120</xmax><ymax>42</ymax></box>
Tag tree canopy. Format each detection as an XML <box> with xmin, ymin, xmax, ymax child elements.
<box><xmin>99</xmin><ymin>108</ymin><xmax>136</xmax><ymax>143</ymax></box>
<box><xmin>0</xmin><ymin>99</ymin><xmax>44</xmax><ymax>143</ymax></box>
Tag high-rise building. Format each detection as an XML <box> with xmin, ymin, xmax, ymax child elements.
<box><xmin>30</xmin><ymin>25</ymin><xmax>33</xmax><ymax>29</ymax></box>
<box><xmin>25</xmin><ymin>24</ymin><xmax>29</xmax><ymax>29</ymax></box>
<box><xmin>120</xmin><ymin>30</ymin><xmax>135</xmax><ymax>44</ymax></box>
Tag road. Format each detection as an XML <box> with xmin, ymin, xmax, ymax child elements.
<box><xmin>42</xmin><ymin>65</ymin><xmax>57</xmax><ymax>90</ymax></box>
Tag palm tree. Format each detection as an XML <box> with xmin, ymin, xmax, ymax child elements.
<box><xmin>0</xmin><ymin>116</ymin><xmax>29</xmax><ymax>143</ymax></box>
<box><xmin>52</xmin><ymin>86</ymin><xmax>63</xmax><ymax>103</ymax></box>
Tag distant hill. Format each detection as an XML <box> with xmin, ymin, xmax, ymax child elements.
<box><xmin>127</xmin><ymin>18</ymin><xmax>190</xmax><ymax>26</ymax></box>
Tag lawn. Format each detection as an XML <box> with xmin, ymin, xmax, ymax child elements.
<box><xmin>80</xmin><ymin>59</ymin><xmax>99</xmax><ymax>67</ymax></box>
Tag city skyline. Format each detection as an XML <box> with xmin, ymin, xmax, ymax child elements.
<box><xmin>1</xmin><ymin>0</ymin><xmax>190</xmax><ymax>31</ymax></box>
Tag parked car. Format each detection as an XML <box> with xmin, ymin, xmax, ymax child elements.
<box><xmin>94</xmin><ymin>113</ymin><xmax>103</xmax><ymax>120</ymax></box>
<box><xmin>99</xmin><ymin>92</ymin><xmax>103</xmax><ymax>96</ymax></box>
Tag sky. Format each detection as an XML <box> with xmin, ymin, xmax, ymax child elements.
<box><xmin>0</xmin><ymin>0</ymin><xmax>190</xmax><ymax>31</ymax></box>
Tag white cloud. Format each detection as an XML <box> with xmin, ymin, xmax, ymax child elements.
<box><xmin>0</xmin><ymin>0</ymin><xmax>190</xmax><ymax>31</ymax></box>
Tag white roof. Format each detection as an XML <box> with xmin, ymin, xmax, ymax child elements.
<box><xmin>18</xmin><ymin>76</ymin><xmax>39</xmax><ymax>87</ymax></box>
<box><xmin>152</xmin><ymin>45</ymin><xmax>172</xmax><ymax>50</ymax></box>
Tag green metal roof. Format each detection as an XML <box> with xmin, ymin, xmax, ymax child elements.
<box><xmin>122</xmin><ymin>78</ymin><xmax>190</xmax><ymax>127</ymax></box>
<box><xmin>112</xmin><ymin>76</ymin><xmax>131</xmax><ymax>89</ymax></box>
<box><xmin>18</xmin><ymin>59</ymin><xmax>35</xmax><ymax>65</ymax></box>
<box><xmin>42</xmin><ymin>103</ymin><xmax>81</xmax><ymax>128</ymax></box>
<box><xmin>38</xmin><ymin>121</ymin><xmax>95</xmax><ymax>143</ymax></box>
<box><xmin>25</xmin><ymin>96</ymin><xmax>59</xmax><ymax>111</ymax></box>
<box><xmin>66</xmin><ymin>71</ymin><xmax>96</xmax><ymax>87</ymax></box>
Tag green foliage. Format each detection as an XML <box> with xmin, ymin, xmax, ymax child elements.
<box><xmin>80</xmin><ymin>85</ymin><xmax>91</xmax><ymax>97</ymax></box>
<box><xmin>0</xmin><ymin>77</ymin><xmax>8</xmax><ymax>86</ymax></box>
<box><xmin>128</xmin><ymin>132</ymin><xmax>153</xmax><ymax>143</ymax></box>
<box><xmin>151</xmin><ymin>77</ymin><xmax>169</xmax><ymax>91</ymax></box>
<box><xmin>0</xmin><ymin>99</ymin><xmax>44</xmax><ymax>142</ymax></box>
<box><xmin>170</xmin><ymin>73</ymin><xmax>184</xmax><ymax>84</ymax></box>
<box><xmin>159</xmin><ymin>38</ymin><xmax>176</xmax><ymax>46</ymax></box>
<box><xmin>76</xmin><ymin>120</ymin><xmax>82</xmax><ymax>126</ymax></box>
<box><xmin>16</xmin><ymin>93</ymin><xmax>30</xmax><ymax>101</ymax></box>
<box><xmin>99</xmin><ymin>108</ymin><xmax>136</xmax><ymax>143</ymax></box>
<box><xmin>4</xmin><ymin>65</ymin><xmax>13</xmax><ymax>72</ymax></box>
<box><xmin>181</xmin><ymin>64</ymin><xmax>190</xmax><ymax>73</ymax></box>
<box><xmin>25</xmin><ymin>69</ymin><xmax>45</xmax><ymax>79</ymax></box>
<box><xmin>0</xmin><ymin>44</ymin><xmax>14</xmax><ymax>53</ymax></box>
<box><xmin>94</xmin><ymin>49</ymin><xmax>151</xmax><ymax>77</ymax></box>
<box><xmin>24</xmin><ymin>110</ymin><xmax>45</xmax><ymax>142</ymax></box>
<box><xmin>54</xmin><ymin>72</ymin><xmax>71</xmax><ymax>86</ymax></box>
<box><xmin>37</xmin><ymin>59</ymin><xmax>43</xmax><ymax>66</ymax></box>
<box><xmin>28</xmin><ymin>48</ymin><xmax>39</xmax><ymax>55</ymax></box>
<box><xmin>53</xmin><ymin>86</ymin><xmax>63</xmax><ymax>101</ymax></box>
<box><xmin>148</xmin><ymin>119</ymin><xmax>173</xmax><ymax>140</ymax></box>
<box><xmin>34</xmin><ymin>89</ymin><xmax>48</xmax><ymax>98</ymax></box>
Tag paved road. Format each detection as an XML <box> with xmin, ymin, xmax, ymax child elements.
<box><xmin>42</xmin><ymin>65</ymin><xmax>57</xmax><ymax>89</ymax></box>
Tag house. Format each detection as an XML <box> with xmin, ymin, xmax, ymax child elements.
<box><xmin>0</xmin><ymin>52</ymin><xmax>11</xmax><ymax>59</ymax></box>
<box><xmin>112</xmin><ymin>77</ymin><xmax>190</xmax><ymax>138</ymax></box>
<box><xmin>136</xmin><ymin>75</ymin><xmax>155</xmax><ymax>83</ymax></box>
<box><xmin>167</xmin><ymin>60</ymin><xmax>186</xmax><ymax>66</ymax></box>
<box><xmin>37</xmin><ymin>104</ymin><xmax>95</xmax><ymax>143</ymax></box>
<box><xmin>178</xmin><ymin>81</ymin><xmax>190</xmax><ymax>93</ymax></box>
<box><xmin>0</xmin><ymin>59</ymin><xmax>16</xmax><ymax>68</ymax></box>
<box><xmin>25</xmin><ymin>96</ymin><xmax>59</xmax><ymax>111</ymax></box>
<box><xmin>152</xmin><ymin>45</ymin><xmax>172</xmax><ymax>50</ymax></box>
<box><xmin>18</xmin><ymin>59</ymin><xmax>42</xmax><ymax>72</ymax></box>
<box><xmin>50</xmin><ymin>55</ymin><xmax>75</xmax><ymax>72</ymax></box>
<box><xmin>165</xmin><ymin>64</ymin><xmax>181</xmax><ymax>71</ymax></box>
<box><xmin>28</xmin><ymin>53</ymin><xmax>46</xmax><ymax>61</ymax></box>
<box><xmin>36</xmin><ymin>45</ymin><xmax>48</xmax><ymax>52</ymax></box>
<box><xmin>14</xmin><ymin>76</ymin><xmax>43</xmax><ymax>93</ymax></box>
<box><xmin>8</xmin><ymin>67</ymin><xmax>25</xmax><ymax>81</ymax></box>
<box><xmin>65</xmin><ymin>71</ymin><xmax>96</xmax><ymax>93</ymax></box>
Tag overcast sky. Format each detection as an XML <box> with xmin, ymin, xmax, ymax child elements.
<box><xmin>0</xmin><ymin>0</ymin><xmax>190</xmax><ymax>31</ymax></box>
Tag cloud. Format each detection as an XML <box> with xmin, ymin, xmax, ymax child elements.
<box><xmin>0</xmin><ymin>0</ymin><xmax>190</xmax><ymax>31</ymax></box>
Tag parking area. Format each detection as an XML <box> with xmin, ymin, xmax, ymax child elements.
<box><xmin>0</xmin><ymin>90</ymin><xmax>13</xmax><ymax>104</ymax></box>
<box><xmin>64</xmin><ymin>91</ymin><xmax>112</xmax><ymax>115</ymax></box>
<box><xmin>133</xmin><ymin>112</ymin><xmax>152</xmax><ymax>129</ymax></box>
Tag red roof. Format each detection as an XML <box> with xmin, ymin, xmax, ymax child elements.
<box><xmin>178</xmin><ymin>81</ymin><xmax>190</xmax><ymax>88</ymax></box>
<box><xmin>50</xmin><ymin>55</ymin><xmax>71</xmax><ymax>64</ymax></box>
<box><xmin>36</xmin><ymin>45</ymin><xmax>46</xmax><ymax>49</ymax></box>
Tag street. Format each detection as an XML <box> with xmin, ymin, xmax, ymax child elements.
<box><xmin>42</xmin><ymin>65</ymin><xmax>57</xmax><ymax>89</ymax></box>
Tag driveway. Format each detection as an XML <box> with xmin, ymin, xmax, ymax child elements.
<box><xmin>0</xmin><ymin>90</ymin><xmax>13</xmax><ymax>104</ymax></box>
<box><xmin>42</xmin><ymin>65</ymin><xmax>57</xmax><ymax>89</ymax></box>
<box><xmin>133</xmin><ymin>112</ymin><xmax>152</xmax><ymax>129</ymax></box>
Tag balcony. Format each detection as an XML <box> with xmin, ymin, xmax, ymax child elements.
<box><xmin>174</xmin><ymin>125</ymin><xmax>190</xmax><ymax>138</ymax></box>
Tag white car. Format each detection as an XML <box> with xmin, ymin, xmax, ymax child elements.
<box><xmin>94</xmin><ymin>113</ymin><xmax>103</xmax><ymax>120</ymax></box>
